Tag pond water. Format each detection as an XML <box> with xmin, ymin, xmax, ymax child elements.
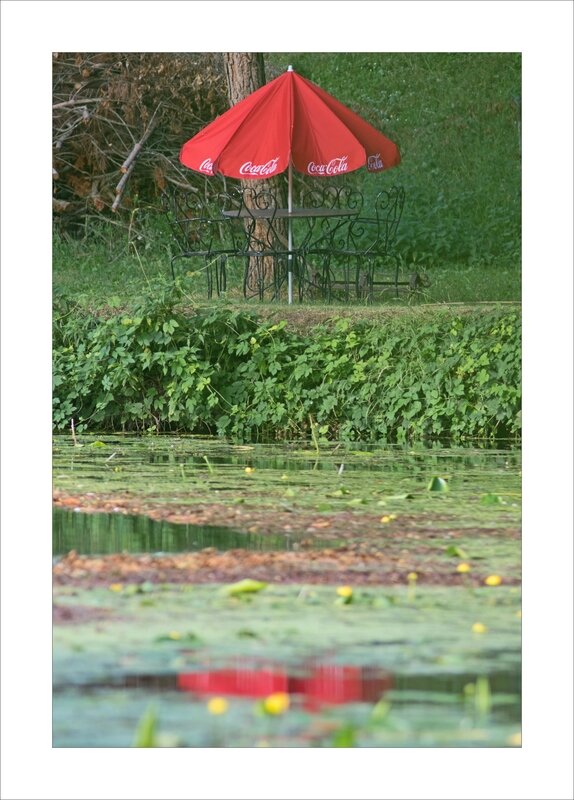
<box><xmin>52</xmin><ymin>508</ymin><xmax>338</xmax><ymax>555</ymax></box>
<box><xmin>52</xmin><ymin>581</ymin><xmax>522</xmax><ymax>747</ymax></box>
<box><xmin>52</xmin><ymin>435</ymin><xmax>521</xmax><ymax>747</ymax></box>
<box><xmin>53</xmin><ymin>434</ymin><xmax>521</xmax><ymax>531</ymax></box>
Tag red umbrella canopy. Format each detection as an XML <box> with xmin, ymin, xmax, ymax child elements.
<box><xmin>180</xmin><ymin>67</ymin><xmax>400</xmax><ymax>180</ymax></box>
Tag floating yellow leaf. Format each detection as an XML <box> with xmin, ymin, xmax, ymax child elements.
<box><xmin>207</xmin><ymin>697</ymin><xmax>228</xmax><ymax>716</ymax></box>
<box><xmin>263</xmin><ymin>692</ymin><xmax>290</xmax><ymax>715</ymax></box>
<box><xmin>472</xmin><ymin>622</ymin><xmax>487</xmax><ymax>634</ymax></box>
<box><xmin>223</xmin><ymin>579</ymin><xmax>268</xmax><ymax>596</ymax></box>
<box><xmin>244</xmin><ymin>467</ymin><xmax>255</xmax><ymax>474</ymax></box>
<box><xmin>484</xmin><ymin>574</ymin><xmax>502</xmax><ymax>586</ymax></box>
<box><xmin>335</xmin><ymin>585</ymin><xmax>353</xmax><ymax>605</ymax></box>
<box><xmin>109</xmin><ymin>583</ymin><xmax>123</xmax><ymax>592</ymax></box>
<box><xmin>456</xmin><ymin>563</ymin><xmax>471</xmax><ymax>573</ymax></box>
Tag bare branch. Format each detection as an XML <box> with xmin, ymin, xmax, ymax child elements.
<box><xmin>52</xmin><ymin>98</ymin><xmax>103</xmax><ymax>110</ymax></box>
<box><xmin>111</xmin><ymin>163</ymin><xmax>135</xmax><ymax>212</ymax></box>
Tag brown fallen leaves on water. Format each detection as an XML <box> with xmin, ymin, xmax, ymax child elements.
<box><xmin>52</xmin><ymin>491</ymin><xmax>520</xmax><ymax>589</ymax></box>
<box><xmin>52</xmin><ymin>546</ymin><xmax>519</xmax><ymax>590</ymax></box>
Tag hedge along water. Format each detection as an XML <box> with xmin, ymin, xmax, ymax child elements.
<box><xmin>53</xmin><ymin>289</ymin><xmax>521</xmax><ymax>443</ymax></box>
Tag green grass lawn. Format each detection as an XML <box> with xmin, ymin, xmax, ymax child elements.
<box><xmin>53</xmin><ymin>221</ymin><xmax>520</xmax><ymax>314</ymax></box>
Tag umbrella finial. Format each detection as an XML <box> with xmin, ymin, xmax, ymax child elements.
<box><xmin>287</xmin><ymin>65</ymin><xmax>293</xmax><ymax>72</ymax></box>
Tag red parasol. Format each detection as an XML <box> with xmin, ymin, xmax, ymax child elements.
<box><xmin>180</xmin><ymin>65</ymin><xmax>400</xmax><ymax>181</ymax></box>
<box><xmin>180</xmin><ymin>65</ymin><xmax>400</xmax><ymax>302</ymax></box>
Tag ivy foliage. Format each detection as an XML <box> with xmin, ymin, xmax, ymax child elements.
<box><xmin>53</xmin><ymin>288</ymin><xmax>521</xmax><ymax>442</ymax></box>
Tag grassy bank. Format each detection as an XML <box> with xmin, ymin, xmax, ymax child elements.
<box><xmin>53</xmin><ymin>285</ymin><xmax>521</xmax><ymax>442</ymax></box>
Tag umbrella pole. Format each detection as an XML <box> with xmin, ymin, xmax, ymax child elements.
<box><xmin>287</xmin><ymin>159</ymin><xmax>293</xmax><ymax>305</ymax></box>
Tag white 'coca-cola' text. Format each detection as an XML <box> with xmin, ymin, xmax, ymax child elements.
<box><xmin>307</xmin><ymin>156</ymin><xmax>349</xmax><ymax>176</ymax></box>
<box><xmin>239</xmin><ymin>157</ymin><xmax>280</xmax><ymax>176</ymax></box>
<box><xmin>199</xmin><ymin>158</ymin><xmax>215</xmax><ymax>174</ymax></box>
<box><xmin>367</xmin><ymin>153</ymin><xmax>384</xmax><ymax>170</ymax></box>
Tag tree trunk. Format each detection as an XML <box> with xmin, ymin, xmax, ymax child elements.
<box><xmin>224</xmin><ymin>52</ymin><xmax>266</xmax><ymax>103</ymax></box>
<box><xmin>223</xmin><ymin>53</ymin><xmax>283</xmax><ymax>296</ymax></box>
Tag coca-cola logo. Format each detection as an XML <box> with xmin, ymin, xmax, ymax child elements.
<box><xmin>367</xmin><ymin>153</ymin><xmax>384</xmax><ymax>170</ymax></box>
<box><xmin>199</xmin><ymin>158</ymin><xmax>215</xmax><ymax>174</ymax></box>
<box><xmin>239</xmin><ymin>157</ymin><xmax>280</xmax><ymax>176</ymax></box>
<box><xmin>307</xmin><ymin>156</ymin><xmax>349</xmax><ymax>176</ymax></box>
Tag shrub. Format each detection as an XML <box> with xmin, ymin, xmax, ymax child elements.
<box><xmin>53</xmin><ymin>288</ymin><xmax>521</xmax><ymax>442</ymax></box>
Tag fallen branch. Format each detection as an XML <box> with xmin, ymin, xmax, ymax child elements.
<box><xmin>120</xmin><ymin>105</ymin><xmax>160</xmax><ymax>173</ymax></box>
<box><xmin>164</xmin><ymin>175</ymin><xmax>200</xmax><ymax>191</ymax></box>
<box><xmin>111</xmin><ymin>163</ymin><xmax>135</xmax><ymax>212</ymax></box>
<box><xmin>53</xmin><ymin>97</ymin><xmax>102</xmax><ymax>110</ymax></box>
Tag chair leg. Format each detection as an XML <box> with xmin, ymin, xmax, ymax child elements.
<box><xmin>205</xmin><ymin>260</ymin><xmax>213</xmax><ymax>299</ymax></box>
<box><xmin>216</xmin><ymin>256</ymin><xmax>227</xmax><ymax>296</ymax></box>
<box><xmin>363</xmin><ymin>258</ymin><xmax>374</xmax><ymax>304</ymax></box>
<box><xmin>324</xmin><ymin>258</ymin><xmax>334</xmax><ymax>303</ymax></box>
<box><xmin>393</xmin><ymin>255</ymin><xmax>400</xmax><ymax>299</ymax></box>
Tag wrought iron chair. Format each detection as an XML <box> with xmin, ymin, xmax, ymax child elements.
<box><xmin>162</xmin><ymin>186</ymin><xmax>244</xmax><ymax>298</ymax></box>
<box><xmin>298</xmin><ymin>185</ymin><xmax>364</xmax><ymax>301</ymax></box>
<box><xmin>345</xmin><ymin>186</ymin><xmax>406</xmax><ymax>300</ymax></box>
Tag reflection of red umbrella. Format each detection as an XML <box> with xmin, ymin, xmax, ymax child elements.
<box><xmin>180</xmin><ymin>65</ymin><xmax>401</xmax><ymax>302</ymax></box>
<box><xmin>177</xmin><ymin>664</ymin><xmax>393</xmax><ymax>710</ymax></box>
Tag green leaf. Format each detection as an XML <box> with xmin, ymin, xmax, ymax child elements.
<box><xmin>428</xmin><ymin>476</ymin><xmax>449</xmax><ymax>492</ymax></box>
<box><xmin>326</xmin><ymin>487</ymin><xmax>350</xmax><ymax>497</ymax></box>
<box><xmin>371</xmin><ymin>699</ymin><xmax>392</xmax><ymax>721</ymax></box>
<box><xmin>236</xmin><ymin>628</ymin><xmax>259</xmax><ymax>639</ymax></box>
<box><xmin>474</xmin><ymin>676</ymin><xmax>492</xmax><ymax>716</ymax></box>
<box><xmin>480</xmin><ymin>493</ymin><xmax>504</xmax><ymax>506</ymax></box>
<box><xmin>154</xmin><ymin>631</ymin><xmax>201</xmax><ymax>644</ymax></box>
<box><xmin>332</xmin><ymin>725</ymin><xmax>357</xmax><ymax>747</ymax></box>
<box><xmin>445</xmin><ymin>545</ymin><xmax>469</xmax><ymax>559</ymax></box>
<box><xmin>133</xmin><ymin>707</ymin><xmax>158</xmax><ymax>748</ymax></box>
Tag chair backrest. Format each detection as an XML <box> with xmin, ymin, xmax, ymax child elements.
<box><xmin>237</xmin><ymin>186</ymin><xmax>283</xmax><ymax>252</ymax></box>
<box><xmin>375</xmin><ymin>185</ymin><xmax>405</xmax><ymax>251</ymax></box>
<box><xmin>299</xmin><ymin>184</ymin><xmax>364</xmax><ymax>251</ymax></box>
<box><xmin>162</xmin><ymin>187</ymin><xmax>219</xmax><ymax>254</ymax></box>
<box><xmin>298</xmin><ymin>184</ymin><xmax>364</xmax><ymax>214</ymax></box>
<box><xmin>347</xmin><ymin>185</ymin><xmax>405</xmax><ymax>254</ymax></box>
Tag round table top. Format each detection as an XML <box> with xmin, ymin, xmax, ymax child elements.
<box><xmin>221</xmin><ymin>206</ymin><xmax>358</xmax><ymax>219</ymax></box>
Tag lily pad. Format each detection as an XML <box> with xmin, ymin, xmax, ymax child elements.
<box><xmin>428</xmin><ymin>477</ymin><xmax>449</xmax><ymax>493</ymax></box>
<box><xmin>480</xmin><ymin>493</ymin><xmax>504</xmax><ymax>506</ymax></box>
<box><xmin>222</xmin><ymin>579</ymin><xmax>268</xmax><ymax>597</ymax></box>
<box><xmin>445</xmin><ymin>545</ymin><xmax>470</xmax><ymax>559</ymax></box>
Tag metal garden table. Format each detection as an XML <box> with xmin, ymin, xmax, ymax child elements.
<box><xmin>222</xmin><ymin>206</ymin><xmax>358</xmax><ymax>302</ymax></box>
